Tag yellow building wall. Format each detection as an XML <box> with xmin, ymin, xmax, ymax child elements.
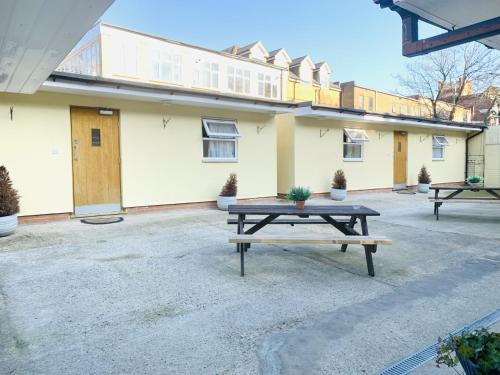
<box><xmin>276</xmin><ymin>116</ymin><xmax>468</xmax><ymax>194</ymax></box>
<box><xmin>484</xmin><ymin>126</ymin><xmax>500</xmax><ymax>186</ymax></box>
<box><xmin>285</xmin><ymin>80</ymin><xmax>340</xmax><ymax>107</ymax></box>
<box><xmin>276</xmin><ymin>113</ymin><xmax>295</xmax><ymax>195</ymax></box>
<box><xmin>0</xmin><ymin>92</ymin><xmax>277</xmax><ymax>216</ymax></box>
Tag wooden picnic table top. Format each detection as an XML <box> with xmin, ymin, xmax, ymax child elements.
<box><xmin>228</xmin><ymin>204</ymin><xmax>380</xmax><ymax>216</ymax></box>
<box><xmin>430</xmin><ymin>186</ymin><xmax>500</xmax><ymax>191</ymax></box>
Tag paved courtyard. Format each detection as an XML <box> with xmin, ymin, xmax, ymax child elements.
<box><xmin>0</xmin><ymin>192</ymin><xmax>499</xmax><ymax>374</ymax></box>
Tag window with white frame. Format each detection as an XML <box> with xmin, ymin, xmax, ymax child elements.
<box><xmin>343</xmin><ymin>128</ymin><xmax>369</xmax><ymax>160</ymax></box>
<box><xmin>257</xmin><ymin>73</ymin><xmax>278</xmax><ymax>99</ymax></box>
<box><xmin>400</xmin><ymin>104</ymin><xmax>407</xmax><ymax>114</ymax></box>
<box><xmin>194</xmin><ymin>62</ymin><xmax>219</xmax><ymax>89</ymax></box>
<box><xmin>202</xmin><ymin>118</ymin><xmax>240</xmax><ymax>161</ymax></box>
<box><xmin>368</xmin><ymin>97</ymin><xmax>374</xmax><ymax>111</ymax></box>
<box><xmin>227</xmin><ymin>67</ymin><xmax>250</xmax><ymax>94</ymax></box>
<box><xmin>432</xmin><ymin>135</ymin><xmax>448</xmax><ymax>160</ymax></box>
<box><xmin>392</xmin><ymin>102</ymin><xmax>397</xmax><ymax>113</ymax></box>
<box><xmin>358</xmin><ymin>95</ymin><xmax>365</xmax><ymax>110</ymax></box>
<box><xmin>151</xmin><ymin>50</ymin><xmax>182</xmax><ymax>82</ymax></box>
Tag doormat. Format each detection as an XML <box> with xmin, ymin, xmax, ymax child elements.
<box><xmin>81</xmin><ymin>217</ymin><xmax>124</xmax><ymax>225</ymax></box>
<box><xmin>396</xmin><ymin>190</ymin><xmax>416</xmax><ymax>194</ymax></box>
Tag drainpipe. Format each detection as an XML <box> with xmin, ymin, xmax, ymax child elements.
<box><xmin>465</xmin><ymin>129</ymin><xmax>484</xmax><ymax>180</ymax></box>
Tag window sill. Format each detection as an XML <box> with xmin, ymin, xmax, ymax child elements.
<box><xmin>432</xmin><ymin>158</ymin><xmax>445</xmax><ymax>161</ymax></box>
<box><xmin>343</xmin><ymin>158</ymin><xmax>363</xmax><ymax>162</ymax></box>
<box><xmin>202</xmin><ymin>158</ymin><xmax>238</xmax><ymax>163</ymax></box>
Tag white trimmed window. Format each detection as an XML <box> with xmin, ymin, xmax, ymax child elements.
<box><xmin>228</xmin><ymin>67</ymin><xmax>250</xmax><ymax>94</ymax></box>
<box><xmin>358</xmin><ymin>95</ymin><xmax>364</xmax><ymax>110</ymax></box>
<box><xmin>368</xmin><ymin>97</ymin><xmax>374</xmax><ymax>111</ymax></box>
<box><xmin>392</xmin><ymin>102</ymin><xmax>397</xmax><ymax>113</ymax></box>
<box><xmin>202</xmin><ymin>119</ymin><xmax>240</xmax><ymax>161</ymax></box>
<box><xmin>343</xmin><ymin>128</ymin><xmax>369</xmax><ymax>161</ymax></box>
<box><xmin>258</xmin><ymin>73</ymin><xmax>278</xmax><ymax>98</ymax></box>
<box><xmin>432</xmin><ymin>135</ymin><xmax>448</xmax><ymax>160</ymax></box>
<box><xmin>194</xmin><ymin>62</ymin><xmax>219</xmax><ymax>89</ymax></box>
<box><xmin>151</xmin><ymin>50</ymin><xmax>182</xmax><ymax>82</ymax></box>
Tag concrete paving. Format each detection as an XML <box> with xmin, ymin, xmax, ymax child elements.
<box><xmin>0</xmin><ymin>192</ymin><xmax>498</xmax><ymax>375</ymax></box>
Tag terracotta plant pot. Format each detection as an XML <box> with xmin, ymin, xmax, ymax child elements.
<box><xmin>295</xmin><ymin>201</ymin><xmax>305</xmax><ymax>209</ymax></box>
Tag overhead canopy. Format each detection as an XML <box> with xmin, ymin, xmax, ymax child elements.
<box><xmin>374</xmin><ymin>0</ymin><xmax>500</xmax><ymax>56</ymax></box>
<box><xmin>0</xmin><ymin>0</ymin><xmax>115</xmax><ymax>94</ymax></box>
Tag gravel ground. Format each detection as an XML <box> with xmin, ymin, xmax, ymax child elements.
<box><xmin>0</xmin><ymin>192</ymin><xmax>499</xmax><ymax>374</ymax></box>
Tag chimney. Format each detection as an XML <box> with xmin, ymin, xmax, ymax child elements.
<box><xmin>229</xmin><ymin>45</ymin><xmax>239</xmax><ymax>55</ymax></box>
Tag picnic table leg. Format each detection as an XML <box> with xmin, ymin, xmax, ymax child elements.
<box><xmin>364</xmin><ymin>245</ymin><xmax>375</xmax><ymax>277</ymax></box>
<box><xmin>436</xmin><ymin>203</ymin><xmax>440</xmax><ymax>221</ymax></box>
<box><xmin>340</xmin><ymin>215</ymin><xmax>357</xmax><ymax>252</ymax></box>
<box><xmin>360</xmin><ymin>216</ymin><xmax>375</xmax><ymax>276</ymax></box>
<box><xmin>237</xmin><ymin>214</ymin><xmax>245</xmax><ymax>253</ymax></box>
<box><xmin>240</xmin><ymin>241</ymin><xmax>245</xmax><ymax>276</ymax></box>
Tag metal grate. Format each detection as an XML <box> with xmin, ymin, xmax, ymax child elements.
<box><xmin>376</xmin><ymin>309</ymin><xmax>500</xmax><ymax>375</ymax></box>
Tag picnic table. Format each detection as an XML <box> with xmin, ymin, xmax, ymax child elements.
<box><xmin>430</xmin><ymin>186</ymin><xmax>500</xmax><ymax>220</ymax></box>
<box><xmin>227</xmin><ymin>204</ymin><xmax>391</xmax><ymax>277</ymax></box>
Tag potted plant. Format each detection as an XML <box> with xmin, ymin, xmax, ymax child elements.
<box><xmin>217</xmin><ymin>173</ymin><xmax>237</xmax><ymax>211</ymax></box>
<box><xmin>417</xmin><ymin>165</ymin><xmax>432</xmax><ymax>193</ymax></box>
<box><xmin>467</xmin><ymin>176</ymin><xmax>482</xmax><ymax>188</ymax></box>
<box><xmin>287</xmin><ymin>186</ymin><xmax>311</xmax><ymax>209</ymax></box>
<box><xmin>0</xmin><ymin>166</ymin><xmax>20</xmax><ymax>237</ymax></box>
<box><xmin>436</xmin><ymin>328</ymin><xmax>500</xmax><ymax>375</ymax></box>
<box><xmin>331</xmin><ymin>169</ymin><xmax>347</xmax><ymax>201</ymax></box>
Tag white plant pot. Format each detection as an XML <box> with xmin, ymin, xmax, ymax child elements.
<box><xmin>0</xmin><ymin>214</ymin><xmax>18</xmax><ymax>237</ymax></box>
<box><xmin>217</xmin><ymin>196</ymin><xmax>236</xmax><ymax>211</ymax></box>
<box><xmin>468</xmin><ymin>182</ymin><xmax>481</xmax><ymax>188</ymax></box>
<box><xmin>417</xmin><ymin>183</ymin><xmax>431</xmax><ymax>193</ymax></box>
<box><xmin>330</xmin><ymin>188</ymin><xmax>347</xmax><ymax>201</ymax></box>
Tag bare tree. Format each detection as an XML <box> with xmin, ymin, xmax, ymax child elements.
<box><xmin>398</xmin><ymin>43</ymin><xmax>500</xmax><ymax>121</ymax></box>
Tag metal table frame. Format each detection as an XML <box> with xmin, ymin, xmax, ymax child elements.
<box><xmin>431</xmin><ymin>186</ymin><xmax>500</xmax><ymax>220</ymax></box>
<box><xmin>228</xmin><ymin>205</ymin><xmax>381</xmax><ymax>276</ymax></box>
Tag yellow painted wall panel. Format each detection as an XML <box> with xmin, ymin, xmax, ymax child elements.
<box><xmin>0</xmin><ymin>92</ymin><xmax>277</xmax><ymax>216</ymax></box>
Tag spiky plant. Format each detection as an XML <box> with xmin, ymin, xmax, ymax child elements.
<box><xmin>0</xmin><ymin>166</ymin><xmax>20</xmax><ymax>217</ymax></box>
<box><xmin>332</xmin><ymin>169</ymin><xmax>347</xmax><ymax>190</ymax></box>
<box><xmin>418</xmin><ymin>165</ymin><xmax>432</xmax><ymax>184</ymax></box>
<box><xmin>287</xmin><ymin>187</ymin><xmax>311</xmax><ymax>202</ymax></box>
<box><xmin>220</xmin><ymin>173</ymin><xmax>237</xmax><ymax>197</ymax></box>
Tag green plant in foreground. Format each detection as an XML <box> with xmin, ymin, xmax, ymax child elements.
<box><xmin>436</xmin><ymin>328</ymin><xmax>500</xmax><ymax>374</ymax></box>
<box><xmin>287</xmin><ymin>186</ymin><xmax>311</xmax><ymax>202</ymax></box>
<box><xmin>467</xmin><ymin>176</ymin><xmax>482</xmax><ymax>184</ymax></box>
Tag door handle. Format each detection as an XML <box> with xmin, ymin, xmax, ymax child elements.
<box><xmin>73</xmin><ymin>139</ymin><xmax>79</xmax><ymax>161</ymax></box>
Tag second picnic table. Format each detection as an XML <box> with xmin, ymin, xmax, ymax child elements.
<box><xmin>228</xmin><ymin>204</ymin><xmax>387</xmax><ymax>276</ymax></box>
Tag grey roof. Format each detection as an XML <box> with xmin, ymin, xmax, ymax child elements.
<box><xmin>237</xmin><ymin>41</ymin><xmax>260</xmax><ymax>55</ymax></box>
<box><xmin>290</xmin><ymin>56</ymin><xmax>309</xmax><ymax>67</ymax></box>
<box><xmin>314</xmin><ymin>62</ymin><xmax>327</xmax><ymax>70</ymax></box>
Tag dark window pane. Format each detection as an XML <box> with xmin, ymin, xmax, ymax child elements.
<box><xmin>92</xmin><ymin>128</ymin><xmax>101</xmax><ymax>146</ymax></box>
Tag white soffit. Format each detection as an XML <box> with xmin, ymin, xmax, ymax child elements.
<box><xmin>39</xmin><ymin>80</ymin><xmax>295</xmax><ymax>114</ymax></box>
<box><xmin>0</xmin><ymin>0</ymin><xmax>115</xmax><ymax>94</ymax></box>
<box><xmin>294</xmin><ymin>106</ymin><xmax>482</xmax><ymax>132</ymax></box>
<box><xmin>394</xmin><ymin>0</ymin><xmax>500</xmax><ymax>50</ymax></box>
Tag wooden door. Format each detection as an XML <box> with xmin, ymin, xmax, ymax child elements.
<box><xmin>393</xmin><ymin>131</ymin><xmax>408</xmax><ymax>186</ymax></box>
<box><xmin>71</xmin><ymin>107</ymin><xmax>121</xmax><ymax>216</ymax></box>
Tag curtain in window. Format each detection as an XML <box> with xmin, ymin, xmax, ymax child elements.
<box><xmin>207</xmin><ymin>140</ymin><xmax>235</xmax><ymax>158</ymax></box>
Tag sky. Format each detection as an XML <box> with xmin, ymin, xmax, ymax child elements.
<box><xmin>100</xmin><ymin>0</ymin><xmax>442</xmax><ymax>93</ymax></box>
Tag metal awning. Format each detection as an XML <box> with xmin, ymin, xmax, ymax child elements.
<box><xmin>0</xmin><ymin>0</ymin><xmax>115</xmax><ymax>94</ymax></box>
<box><xmin>374</xmin><ymin>0</ymin><xmax>500</xmax><ymax>56</ymax></box>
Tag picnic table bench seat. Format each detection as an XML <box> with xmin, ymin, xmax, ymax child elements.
<box><xmin>227</xmin><ymin>218</ymin><xmax>353</xmax><ymax>225</ymax></box>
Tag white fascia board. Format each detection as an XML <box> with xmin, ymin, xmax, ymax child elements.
<box><xmin>294</xmin><ymin>106</ymin><xmax>482</xmax><ymax>132</ymax></box>
<box><xmin>40</xmin><ymin>80</ymin><xmax>294</xmax><ymax>114</ymax></box>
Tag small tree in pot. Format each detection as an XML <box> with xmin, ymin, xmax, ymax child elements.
<box><xmin>287</xmin><ymin>187</ymin><xmax>311</xmax><ymax>209</ymax></box>
<box><xmin>331</xmin><ymin>169</ymin><xmax>347</xmax><ymax>201</ymax></box>
<box><xmin>417</xmin><ymin>165</ymin><xmax>432</xmax><ymax>193</ymax></box>
<box><xmin>217</xmin><ymin>173</ymin><xmax>237</xmax><ymax>210</ymax></box>
<box><xmin>0</xmin><ymin>166</ymin><xmax>20</xmax><ymax>237</ymax></box>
